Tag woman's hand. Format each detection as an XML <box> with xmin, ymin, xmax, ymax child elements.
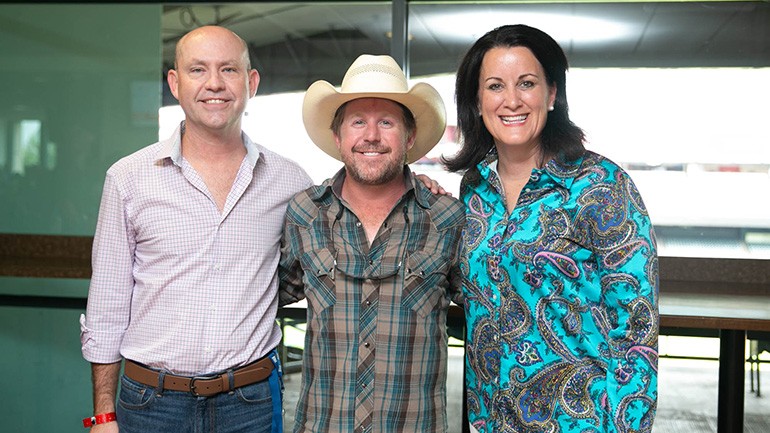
<box><xmin>415</xmin><ymin>173</ymin><xmax>452</xmax><ymax>197</ymax></box>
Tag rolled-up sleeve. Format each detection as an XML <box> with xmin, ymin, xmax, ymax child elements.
<box><xmin>80</xmin><ymin>171</ymin><xmax>135</xmax><ymax>364</ymax></box>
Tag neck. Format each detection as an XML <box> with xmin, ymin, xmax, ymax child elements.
<box><xmin>181</xmin><ymin>123</ymin><xmax>245</xmax><ymax>161</ymax></box>
<box><xmin>341</xmin><ymin>171</ymin><xmax>406</xmax><ymax>210</ymax></box>
<box><xmin>340</xmin><ymin>171</ymin><xmax>408</xmax><ymax>246</ymax></box>
<box><xmin>495</xmin><ymin>144</ymin><xmax>544</xmax><ymax>180</ymax></box>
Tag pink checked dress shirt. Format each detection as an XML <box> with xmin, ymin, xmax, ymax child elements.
<box><xmin>80</xmin><ymin>123</ymin><xmax>312</xmax><ymax>375</ymax></box>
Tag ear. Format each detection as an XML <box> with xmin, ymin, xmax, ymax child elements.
<box><xmin>167</xmin><ymin>69</ymin><xmax>180</xmax><ymax>101</ymax></box>
<box><xmin>248</xmin><ymin>69</ymin><xmax>260</xmax><ymax>98</ymax></box>
<box><xmin>405</xmin><ymin>132</ymin><xmax>416</xmax><ymax>152</ymax></box>
<box><xmin>548</xmin><ymin>83</ymin><xmax>557</xmax><ymax>110</ymax></box>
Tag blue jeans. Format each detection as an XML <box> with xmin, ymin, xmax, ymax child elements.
<box><xmin>117</xmin><ymin>353</ymin><xmax>283</xmax><ymax>433</ymax></box>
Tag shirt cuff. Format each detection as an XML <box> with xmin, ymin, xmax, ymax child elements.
<box><xmin>79</xmin><ymin>314</ymin><xmax>124</xmax><ymax>364</ymax></box>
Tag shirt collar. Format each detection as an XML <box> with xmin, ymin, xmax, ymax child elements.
<box><xmin>154</xmin><ymin>121</ymin><xmax>262</xmax><ymax>168</ymax></box>
<box><xmin>479</xmin><ymin>149</ymin><xmax>585</xmax><ymax>191</ymax></box>
<box><xmin>542</xmin><ymin>155</ymin><xmax>583</xmax><ymax>190</ymax></box>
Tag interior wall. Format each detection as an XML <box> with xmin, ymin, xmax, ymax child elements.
<box><xmin>0</xmin><ymin>4</ymin><xmax>161</xmax><ymax>432</ymax></box>
<box><xmin>0</xmin><ymin>4</ymin><xmax>161</xmax><ymax>236</ymax></box>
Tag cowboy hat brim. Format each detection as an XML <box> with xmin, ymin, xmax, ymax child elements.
<box><xmin>302</xmin><ymin>80</ymin><xmax>446</xmax><ymax>164</ymax></box>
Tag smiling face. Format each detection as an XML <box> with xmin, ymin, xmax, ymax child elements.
<box><xmin>334</xmin><ymin>98</ymin><xmax>415</xmax><ymax>186</ymax></box>
<box><xmin>167</xmin><ymin>26</ymin><xmax>259</xmax><ymax>137</ymax></box>
<box><xmin>478</xmin><ymin>46</ymin><xmax>557</xmax><ymax>155</ymax></box>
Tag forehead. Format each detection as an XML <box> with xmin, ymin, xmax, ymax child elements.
<box><xmin>344</xmin><ymin>97</ymin><xmax>403</xmax><ymax>115</ymax></box>
<box><xmin>480</xmin><ymin>46</ymin><xmax>544</xmax><ymax>75</ymax></box>
<box><xmin>176</xmin><ymin>31</ymin><xmax>248</xmax><ymax>66</ymax></box>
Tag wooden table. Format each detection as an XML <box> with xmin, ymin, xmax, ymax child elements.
<box><xmin>660</xmin><ymin>292</ymin><xmax>770</xmax><ymax>433</ymax></box>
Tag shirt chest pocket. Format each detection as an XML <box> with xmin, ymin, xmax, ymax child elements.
<box><xmin>300</xmin><ymin>248</ymin><xmax>337</xmax><ymax>312</ymax></box>
<box><xmin>402</xmin><ymin>250</ymin><xmax>451</xmax><ymax>318</ymax></box>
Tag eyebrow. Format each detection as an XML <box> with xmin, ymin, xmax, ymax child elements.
<box><xmin>184</xmin><ymin>58</ymin><xmax>242</xmax><ymax>68</ymax></box>
<box><xmin>483</xmin><ymin>72</ymin><xmax>539</xmax><ymax>81</ymax></box>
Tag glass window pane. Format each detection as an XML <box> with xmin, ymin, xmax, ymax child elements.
<box><xmin>410</xmin><ymin>1</ymin><xmax>770</xmax><ymax>259</ymax></box>
<box><xmin>0</xmin><ymin>4</ymin><xmax>162</xmax><ymax>235</ymax></box>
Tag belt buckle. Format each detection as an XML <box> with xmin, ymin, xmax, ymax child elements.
<box><xmin>189</xmin><ymin>374</ymin><xmax>219</xmax><ymax>397</ymax></box>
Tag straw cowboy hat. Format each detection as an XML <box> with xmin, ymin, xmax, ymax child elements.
<box><xmin>302</xmin><ymin>54</ymin><xmax>446</xmax><ymax>164</ymax></box>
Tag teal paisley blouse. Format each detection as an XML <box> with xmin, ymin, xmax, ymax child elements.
<box><xmin>461</xmin><ymin>151</ymin><xmax>658</xmax><ymax>433</ymax></box>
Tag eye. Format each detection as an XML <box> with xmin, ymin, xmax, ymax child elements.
<box><xmin>487</xmin><ymin>82</ymin><xmax>503</xmax><ymax>91</ymax></box>
<box><xmin>519</xmin><ymin>80</ymin><xmax>535</xmax><ymax>89</ymax></box>
<box><xmin>380</xmin><ymin>119</ymin><xmax>394</xmax><ymax>127</ymax></box>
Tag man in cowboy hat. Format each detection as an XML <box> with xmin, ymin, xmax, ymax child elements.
<box><xmin>278</xmin><ymin>54</ymin><xmax>465</xmax><ymax>432</ymax></box>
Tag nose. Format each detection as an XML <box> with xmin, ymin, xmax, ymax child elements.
<box><xmin>205</xmin><ymin>71</ymin><xmax>225</xmax><ymax>91</ymax></box>
<box><xmin>363</xmin><ymin>122</ymin><xmax>381</xmax><ymax>142</ymax></box>
<box><xmin>505</xmin><ymin>89</ymin><xmax>521</xmax><ymax>107</ymax></box>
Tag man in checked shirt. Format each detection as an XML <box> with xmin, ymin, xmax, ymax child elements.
<box><xmin>80</xmin><ymin>26</ymin><xmax>311</xmax><ymax>433</ymax></box>
<box><xmin>279</xmin><ymin>54</ymin><xmax>465</xmax><ymax>432</ymax></box>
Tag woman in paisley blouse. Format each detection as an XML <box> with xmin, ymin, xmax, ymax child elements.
<box><xmin>444</xmin><ymin>24</ymin><xmax>659</xmax><ymax>433</ymax></box>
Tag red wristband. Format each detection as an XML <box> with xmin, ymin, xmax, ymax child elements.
<box><xmin>82</xmin><ymin>412</ymin><xmax>117</xmax><ymax>428</ymax></box>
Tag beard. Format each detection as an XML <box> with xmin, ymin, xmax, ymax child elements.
<box><xmin>341</xmin><ymin>144</ymin><xmax>408</xmax><ymax>186</ymax></box>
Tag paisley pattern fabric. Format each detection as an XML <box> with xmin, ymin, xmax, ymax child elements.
<box><xmin>462</xmin><ymin>151</ymin><xmax>658</xmax><ymax>433</ymax></box>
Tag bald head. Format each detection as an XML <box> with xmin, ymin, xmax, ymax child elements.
<box><xmin>174</xmin><ymin>26</ymin><xmax>251</xmax><ymax>70</ymax></box>
<box><xmin>167</xmin><ymin>25</ymin><xmax>259</xmax><ymax>138</ymax></box>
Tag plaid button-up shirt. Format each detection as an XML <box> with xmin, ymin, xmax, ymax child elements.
<box><xmin>279</xmin><ymin>167</ymin><xmax>465</xmax><ymax>433</ymax></box>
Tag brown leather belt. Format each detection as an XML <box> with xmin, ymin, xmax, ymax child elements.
<box><xmin>124</xmin><ymin>356</ymin><xmax>274</xmax><ymax>397</ymax></box>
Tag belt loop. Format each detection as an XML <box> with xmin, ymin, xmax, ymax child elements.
<box><xmin>226</xmin><ymin>369</ymin><xmax>235</xmax><ymax>394</ymax></box>
<box><xmin>156</xmin><ymin>371</ymin><xmax>166</xmax><ymax>397</ymax></box>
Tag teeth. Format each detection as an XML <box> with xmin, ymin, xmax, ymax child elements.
<box><xmin>501</xmin><ymin>114</ymin><xmax>526</xmax><ymax>123</ymax></box>
<box><xmin>363</xmin><ymin>152</ymin><xmax>381</xmax><ymax>156</ymax></box>
<box><xmin>204</xmin><ymin>99</ymin><xmax>226</xmax><ymax>104</ymax></box>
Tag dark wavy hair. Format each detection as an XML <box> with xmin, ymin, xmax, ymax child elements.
<box><xmin>443</xmin><ymin>24</ymin><xmax>586</xmax><ymax>182</ymax></box>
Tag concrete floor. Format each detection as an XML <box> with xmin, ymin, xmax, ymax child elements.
<box><xmin>654</xmin><ymin>357</ymin><xmax>770</xmax><ymax>433</ymax></box>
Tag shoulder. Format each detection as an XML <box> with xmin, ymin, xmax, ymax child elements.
<box><xmin>104</xmin><ymin>140</ymin><xmax>165</xmax><ymax>182</ymax></box>
<box><xmin>579</xmin><ymin>151</ymin><xmax>627</xmax><ymax>175</ymax></box>
<box><xmin>570</xmin><ymin>151</ymin><xmax>650</xmax><ymax>215</ymax></box>
<box><xmin>285</xmin><ymin>182</ymin><xmax>332</xmax><ymax>226</ymax></box>
<box><xmin>431</xmin><ymin>195</ymin><xmax>466</xmax><ymax>230</ymax></box>
<box><xmin>254</xmin><ymin>144</ymin><xmax>313</xmax><ymax>195</ymax></box>
<box><xmin>413</xmin><ymin>180</ymin><xmax>465</xmax><ymax>230</ymax></box>
<box><xmin>568</xmin><ymin>150</ymin><xmax>637</xmax><ymax>189</ymax></box>
<box><xmin>254</xmin><ymin>144</ymin><xmax>312</xmax><ymax>186</ymax></box>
